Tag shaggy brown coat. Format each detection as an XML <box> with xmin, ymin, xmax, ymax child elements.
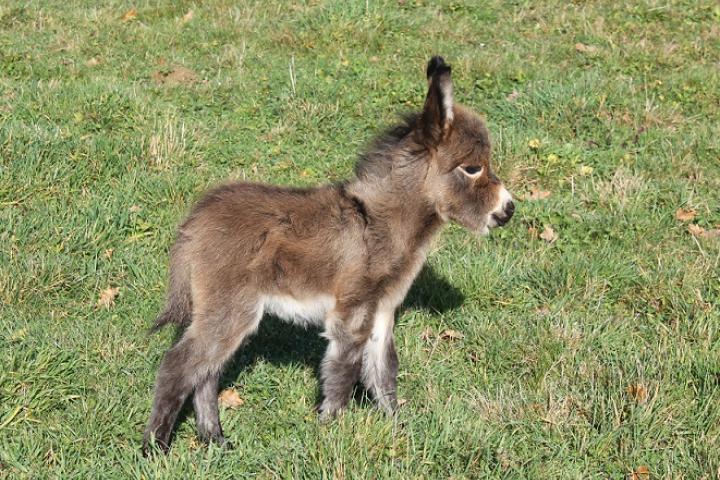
<box><xmin>143</xmin><ymin>56</ymin><xmax>515</xmax><ymax>454</ymax></box>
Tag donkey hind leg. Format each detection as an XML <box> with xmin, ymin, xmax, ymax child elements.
<box><xmin>318</xmin><ymin>322</ymin><xmax>365</xmax><ymax>421</ymax></box>
<box><xmin>193</xmin><ymin>372</ymin><xmax>230</xmax><ymax>448</ymax></box>
<box><xmin>143</xmin><ymin>304</ymin><xmax>262</xmax><ymax>454</ymax></box>
<box><xmin>361</xmin><ymin>308</ymin><xmax>399</xmax><ymax>414</ymax></box>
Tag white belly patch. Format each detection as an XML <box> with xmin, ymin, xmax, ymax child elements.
<box><xmin>263</xmin><ymin>294</ymin><xmax>335</xmax><ymax>327</ymax></box>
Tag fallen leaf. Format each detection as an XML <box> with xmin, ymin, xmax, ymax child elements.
<box><xmin>397</xmin><ymin>398</ymin><xmax>408</xmax><ymax>407</ymax></box>
<box><xmin>181</xmin><ymin>9</ymin><xmax>194</xmax><ymax>23</ymax></box>
<box><xmin>86</xmin><ymin>57</ymin><xmax>100</xmax><ymax>67</ymax></box>
<box><xmin>420</xmin><ymin>326</ymin><xmax>434</xmax><ymax>342</ymax></box>
<box><xmin>675</xmin><ymin>208</ymin><xmax>697</xmax><ymax>222</ymax></box>
<box><xmin>152</xmin><ymin>66</ymin><xmax>198</xmax><ymax>86</ymax></box>
<box><xmin>439</xmin><ymin>329</ymin><xmax>464</xmax><ymax>341</ymax></box>
<box><xmin>121</xmin><ymin>8</ymin><xmax>138</xmax><ymax>22</ymax></box>
<box><xmin>579</xmin><ymin>165</ymin><xmax>594</xmax><ymax>176</ymax></box>
<box><xmin>629</xmin><ymin>465</ymin><xmax>650</xmax><ymax>480</ymax></box>
<box><xmin>526</xmin><ymin>188</ymin><xmax>551</xmax><ymax>201</ymax></box>
<box><xmin>575</xmin><ymin>42</ymin><xmax>598</xmax><ymax>54</ymax></box>
<box><xmin>103</xmin><ymin>248</ymin><xmax>114</xmax><ymax>260</ymax></box>
<box><xmin>468</xmin><ymin>352</ymin><xmax>481</xmax><ymax>362</ymax></box>
<box><xmin>688</xmin><ymin>223</ymin><xmax>705</xmax><ymax>236</ymax></box>
<box><xmin>129</xmin><ymin>205</ymin><xmax>142</xmax><ymax>213</ymax></box>
<box><xmin>218</xmin><ymin>388</ymin><xmax>244</xmax><ymax>409</ymax></box>
<box><xmin>539</xmin><ymin>225</ymin><xmax>557</xmax><ymax>243</ymax></box>
<box><xmin>10</xmin><ymin>327</ymin><xmax>27</xmax><ymax>342</ymax></box>
<box><xmin>506</xmin><ymin>90</ymin><xmax>521</xmax><ymax>102</ymax></box>
<box><xmin>45</xmin><ymin>447</ymin><xmax>57</xmax><ymax>466</ymax></box>
<box><xmin>626</xmin><ymin>384</ymin><xmax>648</xmax><ymax>404</ymax></box>
<box><xmin>97</xmin><ymin>287</ymin><xmax>120</xmax><ymax>309</ymax></box>
<box><xmin>688</xmin><ymin>223</ymin><xmax>720</xmax><ymax>239</ymax></box>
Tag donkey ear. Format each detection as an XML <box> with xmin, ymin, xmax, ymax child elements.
<box><xmin>420</xmin><ymin>56</ymin><xmax>454</xmax><ymax>146</ymax></box>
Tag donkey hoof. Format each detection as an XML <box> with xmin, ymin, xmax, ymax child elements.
<box><xmin>200</xmin><ymin>432</ymin><xmax>233</xmax><ymax>450</ymax></box>
<box><xmin>141</xmin><ymin>439</ymin><xmax>170</xmax><ymax>457</ymax></box>
<box><xmin>214</xmin><ymin>436</ymin><xmax>234</xmax><ymax>451</ymax></box>
<box><xmin>318</xmin><ymin>408</ymin><xmax>341</xmax><ymax>424</ymax></box>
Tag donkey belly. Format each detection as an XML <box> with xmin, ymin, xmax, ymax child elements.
<box><xmin>263</xmin><ymin>294</ymin><xmax>335</xmax><ymax>327</ymax></box>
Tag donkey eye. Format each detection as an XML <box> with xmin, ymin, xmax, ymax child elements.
<box><xmin>460</xmin><ymin>165</ymin><xmax>483</xmax><ymax>177</ymax></box>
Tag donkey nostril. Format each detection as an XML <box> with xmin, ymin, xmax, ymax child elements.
<box><xmin>504</xmin><ymin>201</ymin><xmax>515</xmax><ymax>219</ymax></box>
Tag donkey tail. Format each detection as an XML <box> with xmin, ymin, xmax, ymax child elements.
<box><xmin>150</xmin><ymin>240</ymin><xmax>192</xmax><ymax>333</ymax></box>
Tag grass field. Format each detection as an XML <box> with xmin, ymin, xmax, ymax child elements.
<box><xmin>1</xmin><ymin>0</ymin><xmax>719</xmax><ymax>478</ymax></box>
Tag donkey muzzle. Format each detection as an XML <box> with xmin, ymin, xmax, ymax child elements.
<box><xmin>491</xmin><ymin>200</ymin><xmax>515</xmax><ymax>227</ymax></box>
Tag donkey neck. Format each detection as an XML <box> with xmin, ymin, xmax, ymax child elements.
<box><xmin>346</xmin><ymin>173</ymin><xmax>445</xmax><ymax>254</ymax></box>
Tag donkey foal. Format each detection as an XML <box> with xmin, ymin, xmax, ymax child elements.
<box><xmin>143</xmin><ymin>56</ymin><xmax>515</xmax><ymax>454</ymax></box>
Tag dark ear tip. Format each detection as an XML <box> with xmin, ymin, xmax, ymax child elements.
<box><xmin>426</xmin><ymin>56</ymin><xmax>451</xmax><ymax>79</ymax></box>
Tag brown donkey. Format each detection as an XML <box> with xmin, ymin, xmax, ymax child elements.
<box><xmin>143</xmin><ymin>56</ymin><xmax>515</xmax><ymax>454</ymax></box>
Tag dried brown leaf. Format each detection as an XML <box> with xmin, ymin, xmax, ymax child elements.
<box><xmin>539</xmin><ymin>225</ymin><xmax>557</xmax><ymax>243</ymax></box>
<box><xmin>181</xmin><ymin>10</ymin><xmax>194</xmax><ymax>23</ymax></box>
<box><xmin>97</xmin><ymin>287</ymin><xmax>119</xmax><ymax>309</ymax></box>
<box><xmin>688</xmin><ymin>224</ymin><xmax>705</xmax><ymax>236</ymax></box>
<box><xmin>675</xmin><ymin>208</ymin><xmax>697</xmax><ymax>222</ymax></box>
<box><xmin>129</xmin><ymin>205</ymin><xmax>142</xmax><ymax>213</ymax></box>
<box><xmin>575</xmin><ymin>42</ymin><xmax>598</xmax><ymax>54</ymax></box>
<box><xmin>626</xmin><ymin>384</ymin><xmax>648</xmax><ymax>404</ymax></box>
<box><xmin>218</xmin><ymin>388</ymin><xmax>244</xmax><ymax>409</ymax></box>
<box><xmin>506</xmin><ymin>90</ymin><xmax>521</xmax><ymax>102</ymax></box>
<box><xmin>86</xmin><ymin>57</ymin><xmax>100</xmax><ymax>67</ymax></box>
<box><xmin>439</xmin><ymin>329</ymin><xmax>464</xmax><ymax>341</ymax></box>
<box><xmin>629</xmin><ymin>465</ymin><xmax>650</xmax><ymax>480</ymax></box>
<box><xmin>121</xmin><ymin>8</ymin><xmax>138</xmax><ymax>22</ymax></box>
<box><xmin>103</xmin><ymin>248</ymin><xmax>114</xmax><ymax>260</ymax></box>
<box><xmin>526</xmin><ymin>188</ymin><xmax>551</xmax><ymax>201</ymax></box>
<box><xmin>152</xmin><ymin>66</ymin><xmax>198</xmax><ymax>86</ymax></box>
<box><xmin>687</xmin><ymin>223</ymin><xmax>720</xmax><ymax>239</ymax></box>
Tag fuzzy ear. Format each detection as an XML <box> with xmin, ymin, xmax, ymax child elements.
<box><xmin>420</xmin><ymin>56</ymin><xmax>453</xmax><ymax>146</ymax></box>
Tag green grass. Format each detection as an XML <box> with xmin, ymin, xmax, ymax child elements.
<box><xmin>1</xmin><ymin>0</ymin><xmax>719</xmax><ymax>478</ymax></box>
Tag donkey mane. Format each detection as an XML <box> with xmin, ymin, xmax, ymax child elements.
<box><xmin>354</xmin><ymin>112</ymin><xmax>426</xmax><ymax>181</ymax></box>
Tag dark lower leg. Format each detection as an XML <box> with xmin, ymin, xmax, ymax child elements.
<box><xmin>143</xmin><ymin>304</ymin><xmax>262</xmax><ymax>454</ymax></box>
<box><xmin>193</xmin><ymin>372</ymin><xmax>229</xmax><ymax>446</ymax></box>
<box><xmin>142</xmin><ymin>342</ymin><xmax>195</xmax><ymax>454</ymax></box>
<box><xmin>319</xmin><ymin>340</ymin><xmax>362</xmax><ymax>420</ymax></box>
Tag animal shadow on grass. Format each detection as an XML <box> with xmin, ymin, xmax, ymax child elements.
<box><xmin>172</xmin><ymin>265</ymin><xmax>463</xmax><ymax>431</ymax></box>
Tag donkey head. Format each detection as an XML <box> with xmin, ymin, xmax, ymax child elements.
<box><xmin>418</xmin><ymin>56</ymin><xmax>514</xmax><ymax>235</ymax></box>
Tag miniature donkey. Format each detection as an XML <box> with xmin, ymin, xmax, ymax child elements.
<box><xmin>143</xmin><ymin>56</ymin><xmax>515</xmax><ymax>454</ymax></box>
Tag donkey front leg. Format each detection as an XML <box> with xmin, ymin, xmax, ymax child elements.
<box><xmin>361</xmin><ymin>308</ymin><xmax>399</xmax><ymax>414</ymax></box>
<box><xmin>318</xmin><ymin>322</ymin><xmax>365</xmax><ymax>421</ymax></box>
